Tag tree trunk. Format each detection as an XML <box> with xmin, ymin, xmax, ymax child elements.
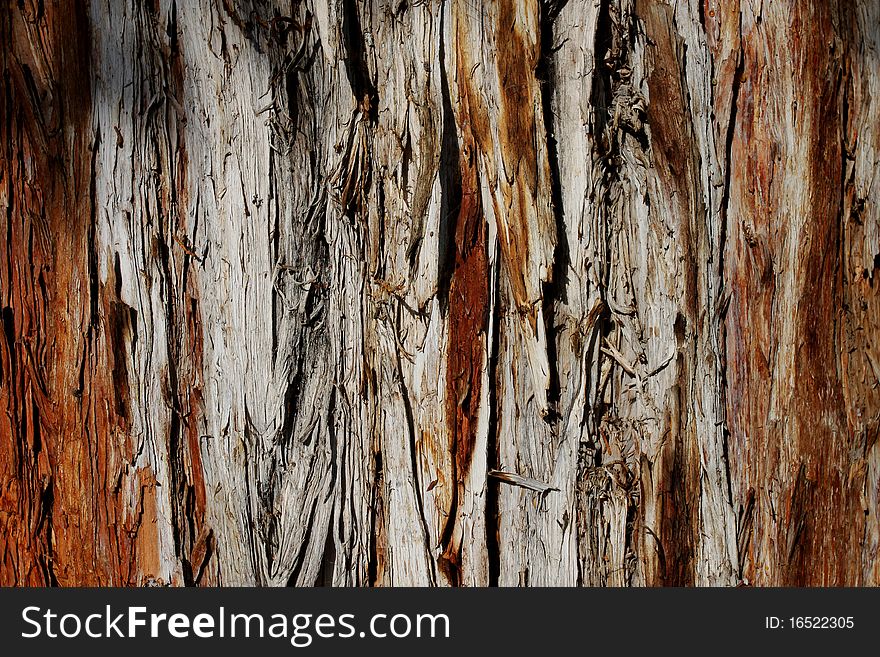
<box><xmin>1</xmin><ymin>0</ymin><xmax>878</xmax><ymax>587</ymax></box>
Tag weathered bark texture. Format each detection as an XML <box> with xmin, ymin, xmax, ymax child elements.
<box><xmin>1</xmin><ymin>0</ymin><xmax>878</xmax><ymax>586</ymax></box>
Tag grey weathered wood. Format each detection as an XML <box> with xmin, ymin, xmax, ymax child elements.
<box><xmin>1</xmin><ymin>0</ymin><xmax>877</xmax><ymax>587</ymax></box>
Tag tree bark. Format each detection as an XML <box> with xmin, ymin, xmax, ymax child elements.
<box><xmin>1</xmin><ymin>0</ymin><xmax>878</xmax><ymax>586</ymax></box>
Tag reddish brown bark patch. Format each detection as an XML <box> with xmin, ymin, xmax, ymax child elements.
<box><xmin>445</xmin><ymin>149</ymin><xmax>488</xmax><ymax>482</ymax></box>
<box><xmin>723</xmin><ymin>3</ymin><xmax>860</xmax><ymax>585</ymax></box>
<box><xmin>440</xmin><ymin>134</ymin><xmax>488</xmax><ymax>584</ymax></box>
<box><xmin>438</xmin><ymin>8</ymin><xmax>492</xmax><ymax>581</ymax></box>
<box><xmin>783</xmin><ymin>15</ymin><xmax>856</xmax><ymax>585</ymax></box>
<box><xmin>0</xmin><ymin>2</ymin><xmax>136</xmax><ymax>585</ymax></box>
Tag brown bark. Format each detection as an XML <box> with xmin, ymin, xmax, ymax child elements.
<box><xmin>1</xmin><ymin>0</ymin><xmax>878</xmax><ymax>587</ymax></box>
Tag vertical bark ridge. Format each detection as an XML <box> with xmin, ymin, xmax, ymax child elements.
<box><xmin>0</xmin><ymin>0</ymin><xmax>137</xmax><ymax>585</ymax></box>
<box><xmin>722</xmin><ymin>0</ymin><xmax>866</xmax><ymax>585</ymax></box>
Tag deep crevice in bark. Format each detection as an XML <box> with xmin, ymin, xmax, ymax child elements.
<box><xmin>539</xmin><ymin>0</ymin><xmax>569</xmax><ymax>422</ymax></box>
<box><xmin>341</xmin><ymin>0</ymin><xmax>379</xmax><ymax>120</ymax></box>
<box><xmin>436</xmin><ymin>6</ymin><xmax>461</xmax><ymax>314</ymax></box>
<box><xmin>485</xmin><ymin>235</ymin><xmax>502</xmax><ymax>588</ymax></box>
<box><xmin>367</xmin><ymin>449</ymin><xmax>384</xmax><ymax>587</ymax></box>
<box><xmin>87</xmin><ymin>129</ymin><xmax>101</xmax><ymax>330</ymax></box>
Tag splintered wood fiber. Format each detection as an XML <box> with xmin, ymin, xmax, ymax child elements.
<box><xmin>1</xmin><ymin>0</ymin><xmax>877</xmax><ymax>586</ymax></box>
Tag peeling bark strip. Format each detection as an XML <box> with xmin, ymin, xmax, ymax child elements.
<box><xmin>440</xmin><ymin>102</ymin><xmax>488</xmax><ymax>584</ymax></box>
<box><xmin>1</xmin><ymin>0</ymin><xmax>878</xmax><ymax>586</ymax></box>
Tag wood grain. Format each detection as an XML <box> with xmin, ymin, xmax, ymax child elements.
<box><xmin>1</xmin><ymin>0</ymin><xmax>877</xmax><ymax>587</ymax></box>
